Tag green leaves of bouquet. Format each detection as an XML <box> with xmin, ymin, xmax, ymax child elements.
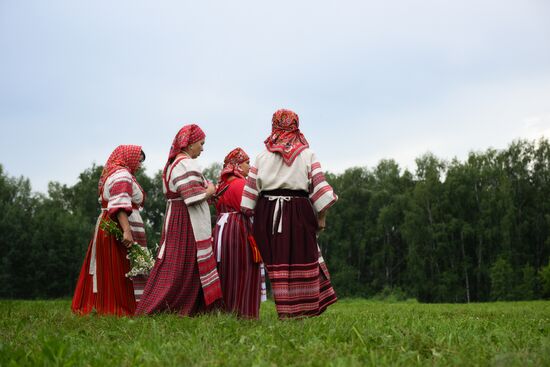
<box><xmin>100</xmin><ymin>217</ymin><xmax>155</xmax><ymax>277</ymax></box>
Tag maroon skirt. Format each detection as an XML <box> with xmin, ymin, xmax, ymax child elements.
<box><xmin>213</xmin><ymin>212</ymin><xmax>261</xmax><ymax>319</ymax></box>
<box><xmin>135</xmin><ymin>200</ymin><xmax>205</xmax><ymax>316</ymax></box>
<box><xmin>253</xmin><ymin>189</ymin><xmax>337</xmax><ymax>318</ymax></box>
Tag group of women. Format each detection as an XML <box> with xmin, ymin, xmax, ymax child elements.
<box><xmin>71</xmin><ymin>109</ymin><xmax>338</xmax><ymax>319</ymax></box>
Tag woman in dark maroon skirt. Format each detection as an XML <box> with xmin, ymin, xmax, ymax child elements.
<box><xmin>241</xmin><ymin>109</ymin><xmax>338</xmax><ymax>318</ymax></box>
<box><xmin>213</xmin><ymin>148</ymin><xmax>264</xmax><ymax>319</ymax></box>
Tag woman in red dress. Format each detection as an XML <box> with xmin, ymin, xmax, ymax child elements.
<box><xmin>136</xmin><ymin>124</ymin><xmax>222</xmax><ymax>316</ymax></box>
<box><xmin>72</xmin><ymin>145</ymin><xmax>147</xmax><ymax>316</ymax></box>
<box><xmin>213</xmin><ymin>148</ymin><xmax>264</xmax><ymax>319</ymax></box>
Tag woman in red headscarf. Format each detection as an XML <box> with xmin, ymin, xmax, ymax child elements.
<box><xmin>241</xmin><ymin>109</ymin><xmax>338</xmax><ymax>318</ymax></box>
<box><xmin>72</xmin><ymin>145</ymin><xmax>147</xmax><ymax>316</ymax></box>
<box><xmin>212</xmin><ymin>148</ymin><xmax>265</xmax><ymax>319</ymax></box>
<box><xmin>136</xmin><ymin>124</ymin><xmax>222</xmax><ymax>316</ymax></box>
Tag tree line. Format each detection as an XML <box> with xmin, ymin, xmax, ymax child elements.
<box><xmin>1</xmin><ymin>139</ymin><xmax>550</xmax><ymax>302</ymax></box>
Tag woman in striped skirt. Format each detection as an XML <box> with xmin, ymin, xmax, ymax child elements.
<box><xmin>213</xmin><ymin>148</ymin><xmax>265</xmax><ymax>319</ymax></box>
<box><xmin>72</xmin><ymin>145</ymin><xmax>148</xmax><ymax>316</ymax></box>
<box><xmin>241</xmin><ymin>109</ymin><xmax>338</xmax><ymax>318</ymax></box>
<box><xmin>136</xmin><ymin>124</ymin><xmax>222</xmax><ymax>316</ymax></box>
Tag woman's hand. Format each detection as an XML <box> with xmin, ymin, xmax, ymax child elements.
<box><xmin>122</xmin><ymin>229</ymin><xmax>134</xmax><ymax>248</ymax></box>
<box><xmin>205</xmin><ymin>182</ymin><xmax>216</xmax><ymax>199</ymax></box>
<box><xmin>317</xmin><ymin>216</ymin><xmax>326</xmax><ymax>232</ymax></box>
<box><xmin>117</xmin><ymin>211</ymin><xmax>134</xmax><ymax>248</ymax></box>
<box><xmin>317</xmin><ymin>210</ymin><xmax>327</xmax><ymax>232</ymax></box>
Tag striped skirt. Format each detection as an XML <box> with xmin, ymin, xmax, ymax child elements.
<box><xmin>135</xmin><ymin>200</ymin><xmax>206</xmax><ymax>316</ymax></box>
<box><xmin>253</xmin><ymin>189</ymin><xmax>337</xmax><ymax>318</ymax></box>
<box><xmin>213</xmin><ymin>212</ymin><xmax>261</xmax><ymax>319</ymax></box>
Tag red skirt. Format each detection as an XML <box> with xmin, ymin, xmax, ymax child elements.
<box><xmin>213</xmin><ymin>212</ymin><xmax>261</xmax><ymax>319</ymax></box>
<box><xmin>135</xmin><ymin>200</ymin><xmax>206</xmax><ymax>316</ymax></box>
<box><xmin>253</xmin><ymin>189</ymin><xmax>337</xmax><ymax>318</ymax></box>
<box><xmin>71</xmin><ymin>212</ymin><xmax>136</xmax><ymax>316</ymax></box>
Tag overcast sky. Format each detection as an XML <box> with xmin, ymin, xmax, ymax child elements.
<box><xmin>1</xmin><ymin>0</ymin><xmax>550</xmax><ymax>193</ymax></box>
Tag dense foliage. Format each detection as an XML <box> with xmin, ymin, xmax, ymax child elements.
<box><xmin>1</xmin><ymin>139</ymin><xmax>550</xmax><ymax>302</ymax></box>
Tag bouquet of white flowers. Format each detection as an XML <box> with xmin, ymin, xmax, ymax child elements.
<box><xmin>125</xmin><ymin>244</ymin><xmax>155</xmax><ymax>277</ymax></box>
<box><xmin>99</xmin><ymin>217</ymin><xmax>155</xmax><ymax>277</ymax></box>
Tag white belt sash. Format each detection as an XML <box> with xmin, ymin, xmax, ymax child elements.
<box><xmin>89</xmin><ymin>208</ymin><xmax>108</xmax><ymax>293</ymax></box>
<box><xmin>216</xmin><ymin>212</ymin><xmax>237</xmax><ymax>262</ymax></box>
<box><xmin>264</xmin><ymin>195</ymin><xmax>292</xmax><ymax>234</ymax></box>
<box><xmin>157</xmin><ymin>197</ymin><xmax>184</xmax><ymax>260</ymax></box>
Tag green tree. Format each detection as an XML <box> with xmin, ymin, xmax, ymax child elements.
<box><xmin>0</xmin><ymin>165</ymin><xmax>38</xmax><ymax>298</ymax></box>
<box><xmin>203</xmin><ymin>162</ymin><xmax>222</xmax><ymax>184</ymax></box>
<box><xmin>539</xmin><ymin>261</ymin><xmax>550</xmax><ymax>298</ymax></box>
<box><xmin>321</xmin><ymin>167</ymin><xmax>372</xmax><ymax>297</ymax></box>
<box><xmin>516</xmin><ymin>264</ymin><xmax>537</xmax><ymax>300</ymax></box>
<box><xmin>490</xmin><ymin>257</ymin><xmax>515</xmax><ymax>301</ymax></box>
<box><xmin>402</xmin><ymin>153</ymin><xmax>447</xmax><ymax>302</ymax></box>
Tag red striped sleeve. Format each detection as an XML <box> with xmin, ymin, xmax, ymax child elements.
<box><xmin>311</xmin><ymin>172</ymin><xmax>326</xmax><ymax>188</ymax></box>
<box><xmin>241</xmin><ymin>165</ymin><xmax>259</xmax><ymax>214</ymax></box>
<box><xmin>242</xmin><ymin>190</ymin><xmax>258</xmax><ymax>200</ymax></box>
<box><xmin>173</xmin><ymin>171</ymin><xmax>203</xmax><ymax>185</ymax></box>
<box><xmin>308</xmin><ymin>157</ymin><xmax>337</xmax><ymax>213</ymax></box>
<box><xmin>106</xmin><ymin>172</ymin><xmax>134</xmax><ymax>217</ymax></box>
<box><xmin>247</xmin><ymin>176</ymin><xmax>258</xmax><ymax>191</ymax></box>
<box><xmin>178</xmin><ymin>182</ymin><xmax>207</xmax><ymax>205</ymax></box>
<box><xmin>310</xmin><ymin>184</ymin><xmax>332</xmax><ymax>203</ymax></box>
<box><xmin>170</xmin><ymin>164</ymin><xmax>207</xmax><ymax>205</ymax></box>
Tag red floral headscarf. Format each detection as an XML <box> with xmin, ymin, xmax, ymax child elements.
<box><xmin>162</xmin><ymin>124</ymin><xmax>206</xmax><ymax>183</ymax></box>
<box><xmin>219</xmin><ymin>147</ymin><xmax>250</xmax><ymax>183</ymax></box>
<box><xmin>264</xmin><ymin>109</ymin><xmax>309</xmax><ymax>165</ymax></box>
<box><xmin>98</xmin><ymin>145</ymin><xmax>142</xmax><ymax>193</ymax></box>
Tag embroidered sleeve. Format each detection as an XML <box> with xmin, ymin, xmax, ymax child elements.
<box><xmin>241</xmin><ymin>165</ymin><xmax>260</xmax><ymax>216</ymax></box>
<box><xmin>308</xmin><ymin>153</ymin><xmax>337</xmax><ymax>213</ymax></box>
<box><xmin>106</xmin><ymin>169</ymin><xmax>134</xmax><ymax>217</ymax></box>
<box><xmin>172</xmin><ymin>161</ymin><xmax>207</xmax><ymax>206</ymax></box>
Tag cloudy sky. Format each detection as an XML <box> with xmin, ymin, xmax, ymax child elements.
<box><xmin>1</xmin><ymin>0</ymin><xmax>550</xmax><ymax>193</ymax></box>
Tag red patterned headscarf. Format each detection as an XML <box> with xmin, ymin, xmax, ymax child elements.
<box><xmin>264</xmin><ymin>109</ymin><xmax>309</xmax><ymax>165</ymax></box>
<box><xmin>162</xmin><ymin>124</ymin><xmax>206</xmax><ymax>181</ymax></box>
<box><xmin>98</xmin><ymin>145</ymin><xmax>142</xmax><ymax>193</ymax></box>
<box><xmin>219</xmin><ymin>147</ymin><xmax>250</xmax><ymax>183</ymax></box>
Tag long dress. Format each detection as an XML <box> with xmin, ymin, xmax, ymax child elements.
<box><xmin>72</xmin><ymin>168</ymin><xmax>147</xmax><ymax>316</ymax></box>
<box><xmin>213</xmin><ymin>177</ymin><xmax>262</xmax><ymax>319</ymax></box>
<box><xmin>241</xmin><ymin>148</ymin><xmax>338</xmax><ymax>318</ymax></box>
<box><xmin>136</xmin><ymin>156</ymin><xmax>222</xmax><ymax>316</ymax></box>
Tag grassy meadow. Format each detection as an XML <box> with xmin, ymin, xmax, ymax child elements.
<box><xmin>1</xmin><ymin>299</ymin><xmax>549</xmax><ymax>366</ymax></box>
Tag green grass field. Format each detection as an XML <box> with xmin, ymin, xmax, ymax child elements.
<box><xmin>1</xmin><ymin>299</ymin><xmax>549</xmax><ymax>366</ymax></box>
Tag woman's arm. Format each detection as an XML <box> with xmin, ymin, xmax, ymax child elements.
<box><xmin>204</xmin><ymin>181</ymin><xmax>216</xmax><ymax>200</ymax></box>
<box><xmin>241</xmin><ymin>164</ymin><xmax>260</xmax><ymax>216</ymax></box>
<box><xmin>172</xmin><ymin>160</ymin><xmax>214</xmax><ymax>205</ymax></box>
<box><xmin>308</xmin><ymin>152</ymin><xmax>338</xmax><ymax>214</ymax></box>
<box><xmin>317</xmin><ymin>209</ymin><xmax>328</xmax><ymax>231</ymax></box>
<box><xmin>117</xmin><ymin>211</ymin><xmax>133</xmax><ymax>248</ymax></box>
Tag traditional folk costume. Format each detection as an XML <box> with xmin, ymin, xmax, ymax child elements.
<box><xmin>136</xmin><ymin>125</ymin><xmax>222</xmax><ymax>316</ymax></box>
<box><xmin>241</xmin><ymin>109</ymin><xmax>338</xmax><ymax>318</ymax></box>
<box><xmin>212</xmin><ymin>148</ymin><xmax>265</xmax><ymax>319</ymax></box>
<box><xmin>72</xmin><ymin>145</ymin><xmax>147</xmax><ymax>316</ymax></box>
